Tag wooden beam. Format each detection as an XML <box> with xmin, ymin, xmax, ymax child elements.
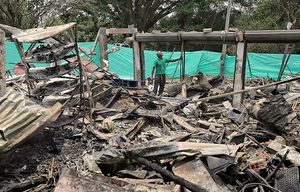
<box><xmin>181</xmin><ymin>32</ymin><xmax>237</xmax><ymax>43</ymax></box>
<box><xmin>135</xmin><ymin>32</ymin><xmax>237</xmax><ymax>44</ymax></box>
<box><xmin>91</xmin><ymin>28</ymin><xmax>100</xmax><ymax>54</ymax></box>
<box><xmin>233</xmin><ymin>42</ymin><xmax>247</xmax><ymax>108</ymax></box>
<box><xmin>190</xmin><ymin>76</ymin><xmax>300</xmax><ymax>104</ymax></box>
<box><xmin>245</xmin><ymin>30</ymin><xmax>300</xmax><ymax>43</ymax></box>
<box><xmin>135</xmin><ymin>33</ymin><xmax>181</xmax><ymax>42</ymax></box>
<box><xmin>99</xmin><ymin>28</ymin><xmax>108</xmax><ymax>69</ymax></box>
<box><xmin>0</xmin><ymin>29</ymin><xmax>5</xmax><ymax>96</ymax></box>
<box><xmin>106</xmin><ymin>28</ymin><xmax>132</xmax><ymax>35</ymax></box>
<box><xmin>105</xmin><ymin>25</ymin><xmax>137</xmax><ymax>35</ymax></box>
<box><xmin>136</xmin><ymin>30</ymin><xmax>300</xmax><ymax>44</ymax></box>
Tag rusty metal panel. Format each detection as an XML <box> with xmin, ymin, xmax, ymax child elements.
<box><xmin>0</xmin><ymin>89</ymin><xmax>62</xmax><ymax>153</ymax></box>
<box><xmin>12</xmin><ymin>23</ymin><xmax>76</xmax><ymax>42</ymax></box>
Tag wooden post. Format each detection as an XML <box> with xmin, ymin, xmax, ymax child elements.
<box><xmin>220</xmin><ymin>0</ymin><xmax>233</xmax><ymax>77</ymax></box>
<box><xmin>181</xmin><ymin>83</ymin><xmax>187</xmax><ymax>98</ymax></box>
<box><xmin>131</xmin><ymin>25</ymin><xmax>143</xmax><ymax>85</ymax></box>
<box><xmin>133</xmin><ymin>38</ymin><xmax>142</xmax><ymax>84</ymax></box>
<box><xmin>99</xmin><ymin>28</ymin><xmax>108</xmax><ymax>68</ymax></box>
<box><xmin>0</xmin><ymin>29</ymin><xmax>5</xmax><ymax>96</ymax></box>
<box><xmin>233</xmin><ymin>42</ymin><xmax>247</xmax><ymax>108</ymax></box>
<box><xmin>180</xmin><ymin>40</ymin><xmax>187</xmax><ymax>98</ymax></box>
<box><xmin>180</xmin><ymin>40</ymin><xmax>185</xmax><ymax>81</ymax></box>
<box><xmin>140</xmin><ymin>42</ymin><xmax>145</xmax><ymax>85</ymax></box>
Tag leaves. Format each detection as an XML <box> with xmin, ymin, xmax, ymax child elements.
<box><xmin>1</xmin><ymin>0</ymin><xmax>300</xmax><ymax>52</ymax></box>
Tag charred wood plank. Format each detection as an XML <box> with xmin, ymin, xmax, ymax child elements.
<box><xmin>134</xmin><ymin>156</ymin><xmax>207</xmax><ymax>192</ymax></box>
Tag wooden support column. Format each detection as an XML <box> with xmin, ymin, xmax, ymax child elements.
<box><xmin>133</xmin><ymin>40</ymin><xmax>141</xmax><ymax>84</ymax></box>
<box><xmin>140</xmin><ymin>42</ymin><xmax>145</xmax><ymax>85</ymax></box>
<box><xmin>99</xmin><ymin>28</ymin><xmax>108</xmax><ymax>68</ymax></box>
<box><xmin>181</xmin><ymin>40</ymin><xmax>187</xmax><ymax>98</ymax></box>
<box><xmin>0</xmin><ymin>29</ymin><xmax>5</xmax><ymax>96</ymax></box>
<box><xmin>233</xmin><ymin>42</ymin><xmax>247</xmax><ymax>108</ymax></box>
<box><xmin>180</xmin><ymin>40</ymin><xmax>185</xmax><ymax>81</ymax></box>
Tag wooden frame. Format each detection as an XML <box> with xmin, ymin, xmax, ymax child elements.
<box><xmin>98</xmin><ymin>25</ymin><xmax>138</xmax><ymax>72</ymax></box>
<box><xmin>133</xmin><ymin>29</ymin><xmax>300</xmax><ymax>107</ymax></box>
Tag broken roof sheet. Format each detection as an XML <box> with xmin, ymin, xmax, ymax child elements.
<box><xmin>0</xmin><ymin>89</ymin><xmax>62</xmax><ymax>153</ymax></box>
<box><xmin>0</xmin><ymin>23</ymin><xmax>23</xmax><ymax>36</ymax></box>
<box><xmin>12</xmin><ymin>23</ymin><xmax>76</xmax><ymax>42</ymax></box>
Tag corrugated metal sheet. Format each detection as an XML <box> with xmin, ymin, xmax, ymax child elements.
<box><xmin>0</xmin><ymin>89</ymin><xmax>62</xmax><ymax>153</ymax></box>
<box><xmin>12</xmin><ymin>23</ymin><xmax>76</xmax><ymax>42</ymax></box>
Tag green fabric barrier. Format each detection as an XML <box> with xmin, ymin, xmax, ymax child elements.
<box><xmin>5</xmin><ymin>41</ymin><xmax>300</xmax><ymax>79</ymax></box>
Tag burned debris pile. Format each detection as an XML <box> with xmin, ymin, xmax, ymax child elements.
<box><xmin>1</xmin><ymin>24</ymin><xmax>300</xmax><ymax>192</ymax></box>
<box><xmin>2</xmin><ymin>73</ymin><xmax>300</xmax><ymax>192</ymax></box>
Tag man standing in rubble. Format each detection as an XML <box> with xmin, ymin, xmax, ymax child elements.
<box><xmin>151</xmin><ymin>51</ymin><xmax>181</xmax><ymax>96</ymax></box>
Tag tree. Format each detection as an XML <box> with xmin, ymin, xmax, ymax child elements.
<box><xmin>233</xmin><ymin>0</ymin><xmax>300</xmax><ymax>53</ymax></box>
<box><xmin>0</xmin><ymin>0</ymin><xmax>63</xmax><ymax>29</ymax></box>
<box><xmin>280</xmin><ymin>0</ymin><xmax>300</xmax><ymax>27</ymax></box>
<box><xmin>98</xmin><ymin>0</ymin><xmax>188</xmax><ymax>32</ymax></box>
<box><xmin>58</xmin><ymin>0</ymin><xmax>189</xmax><ymax>41</ymax></box>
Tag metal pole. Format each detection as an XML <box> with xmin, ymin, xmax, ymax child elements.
<box><xmin>0</xmin><ymin>29</ymin><xmax>5</xmax><ymax>96</ymax></box>
<box><xmin>220</xmin><ymin>0</ymin><xmax>232</xmax><ymax>77</ymax></box>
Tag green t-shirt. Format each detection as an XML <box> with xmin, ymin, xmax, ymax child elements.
<box><xmin>153</xmin><ymin>58</ymin><xmax>168</xmax><ymax>75</ymax></box>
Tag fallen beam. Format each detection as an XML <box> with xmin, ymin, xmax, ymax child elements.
<box><xmin>173</xmin><ymin>114</ymin><xmax>199</xmax><ymax>133</ymax></box>
<box><xmin>190</xmin><ymin>76</ymin><xmax>300</xmax><ymax>103</ymax></box>
<box><xmin>134</xmin><ymin>156</ymin><xmax>207</xmax><ymax>192</ymax></box>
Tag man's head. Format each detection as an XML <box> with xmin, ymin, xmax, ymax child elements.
<box><xmin>156</xmin><ymin>51</ymin><xmax>163</xmax><ymax>58</ymax></box>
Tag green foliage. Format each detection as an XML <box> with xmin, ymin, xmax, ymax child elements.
<box><xmin>0</xmin><ymin>0</ymin><xmax>63</xmax><ymax>29</ymax></box>
<box><xmin>233</xmin><ymin>0</ymin><xmax>296</xmax><ymax>53</ymax></box>
<box><xmin>1</xmin><ymin>0</ymin><xmax>300</xmax><ymax>53</ymax></box>
<box><xmin>234</xmin><ymin>0</ymin><xmax>285</xmax><ymax>30</ymax></box>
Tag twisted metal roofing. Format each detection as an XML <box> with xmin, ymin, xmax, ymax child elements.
<box><xmin>0</xmin><ymin>89</ymin><xmax>62</xmax><ymax>153</ymax></box>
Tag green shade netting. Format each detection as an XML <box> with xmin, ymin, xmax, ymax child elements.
<box><xmin>5</xmin><ymin>41</ymin><xmax>300</xmax><ymax>79</ymax></box>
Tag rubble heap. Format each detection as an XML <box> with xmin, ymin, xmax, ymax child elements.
<box><xmin>1</xmin><ymin>23</ymin><xmax>300</xmax><ymax>192</ymax></box>
<box><xmin>1</xmin><ymin>72</ymin><xmax>300</xmax><ymax>192</ymax></box>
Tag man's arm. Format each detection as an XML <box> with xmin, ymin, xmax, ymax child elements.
<box><xmin>167</xmin><ymin>56</ymin><xmax>182</xmax><ymax>62</ymax></box>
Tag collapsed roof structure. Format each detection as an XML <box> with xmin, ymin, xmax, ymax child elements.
<box><xmin>0</xmin><ymin>23</ymin><xmax>300</xmax><ymax>192</ymax></box>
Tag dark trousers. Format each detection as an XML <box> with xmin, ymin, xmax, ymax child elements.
<box><xmin>153</xmin><ymin>74</ymin><xmax>166</xmax><ymax>95</ymax></box>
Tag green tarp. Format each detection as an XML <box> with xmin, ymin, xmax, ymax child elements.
<box><xmin>5</xmin><ymin>41</ymin><xmax>300</xmax><ymax>80</ymax></box>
